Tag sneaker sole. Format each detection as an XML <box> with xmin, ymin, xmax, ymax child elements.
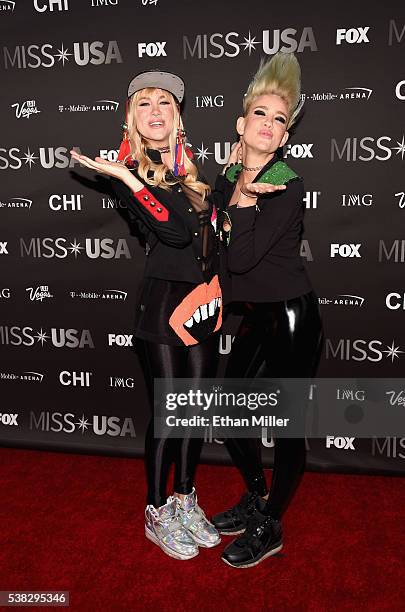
<box><xmin>145</xmin><ymin>526</ymin><xmax>199</xmax><ymax>560</ymax></box>
<box><xmin>221</xmin><ymin>543</ymin><xmax>283</xmax><ymax>569</ymax></box>
<box><xmin>218</xmin><ymin>528</ymin><xmax>245</xmax><ymax>536</ymax></box>
<box><xmin>188</xmin><ymin>534</ymin><xmax>222</xmax><ymax>548</ymax></box>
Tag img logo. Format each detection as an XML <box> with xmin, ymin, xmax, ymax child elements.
<box><xmin>109</xmin><ymin>376</ymin><xmax>134</xmax><ymax>388</ymax></box>
<box><xmin>91</xmin><ymin>0</ymin><xmax>119</xmax><ymax>5</ymax></box>
<box><xmin>341</xmin><ymin>194</ymin><xmax>372</xmax><ymax>206</ymax></box>
<box><xmin>195</xmin><ymin>95</ymin><xmax>224</xmax><ymax>108</ymax></box>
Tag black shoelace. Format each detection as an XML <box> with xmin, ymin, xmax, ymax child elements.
<box><xmin>225</xmin><ymin>491</ymin><xmax>257</xmax><ymax>519</ymax></box>
<box><xmin>237</xmin><ymin>513</ymin><xmax>268</xmax><ymax>547</ymax></box>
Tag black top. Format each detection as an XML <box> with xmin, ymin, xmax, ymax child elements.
<box><xmin>110</xmin><ymin>150</ymin><xmax>221</xmax><ymax>346</ymax></box>
<box><xmin>213</xmin><ymin>155</ymin><xmax>312</xmax><ymax>304</ymax></box>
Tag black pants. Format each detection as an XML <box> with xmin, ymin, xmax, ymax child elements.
<box><xmin>224</xmin><ymin>291</ymin><xmax>323</xmax><ymax>520</ymax></box>
<box><xmin>137</xmin><ymin>335</ymin><xmax>218</xmax><ymax>508</ymax></box>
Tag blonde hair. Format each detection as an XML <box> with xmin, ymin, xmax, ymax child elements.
<box><xmin>243</xmin><ymin>52</ymin><xmax>302</xmax><ymax>129</ymax></box>
<box><xmin>126</xmin><ymin>88</ymin><xmax>209</xmax><ymax>197</ymax></box>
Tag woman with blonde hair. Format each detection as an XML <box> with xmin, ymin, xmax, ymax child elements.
<box><xmin>211</xmin><ymin>52</ymin><xmax>323</xmax><ymax>568</ymax></box>
<box><xmin>71</xmin><ymin>70</ymin><xmax>221</xmax><ymax>560</ymax></box>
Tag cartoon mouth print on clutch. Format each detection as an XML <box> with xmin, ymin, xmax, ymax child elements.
<box><xmin>169</xmin><ymin>275</ymin><xmax>222</xmax><ymax>346</ymax></box>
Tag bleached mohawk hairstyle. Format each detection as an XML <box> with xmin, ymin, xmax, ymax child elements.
<box><xmin>243</xmin><ymin>52</ymin><xmax>303</xmax><ymax>129</ymax></box>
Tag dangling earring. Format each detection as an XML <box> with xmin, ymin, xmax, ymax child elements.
<box><xmin>173</xmin><ymin>112</ymin><xmax>187</xmax><ymax>177</ymax></box>
<box><xmin>237</xmin><ymin>137</ymin><xmax>243</xmax><ymax>165</ymax></box>
<box><xmin>117</xmin><ymin>99</ymin><xmax>131</xmax><ymax>163</ymax></box>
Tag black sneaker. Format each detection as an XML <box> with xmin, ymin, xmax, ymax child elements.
<box><xmin>211</xmin><ymin>491</ymin><xmax>265</xmax><ymax>535</ymax></box>
<box><xmin>221</xmin><ymin>508</ymin><xmax>283</xmax><ymax>569</ymax></box>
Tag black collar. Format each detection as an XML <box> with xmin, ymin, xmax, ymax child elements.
<box><xmin>146</xmin><ymin>148</ymin><xmax>163</xmax><ymax>163</ymax></box>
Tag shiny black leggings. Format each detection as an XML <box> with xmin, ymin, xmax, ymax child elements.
<box><xmin>224</xmin><ymin>291</ymin><xmax>323</xmax><ymax>520</ymax></box>
<box><xmin>137</xmin><ymin>335</ymin><xmax>218</xmax><ymax>508</ymax></box>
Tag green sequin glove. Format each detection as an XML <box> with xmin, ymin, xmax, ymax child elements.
<box><xmin>225</xmin><ymin>161</ymin><xmax>299</xmax><ymax>185</ymax></box>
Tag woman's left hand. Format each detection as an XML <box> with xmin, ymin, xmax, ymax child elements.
<box><xmin>70</xmin><ymin>150</ymin><xmax>134</xmax><ymax>183</ymax></box>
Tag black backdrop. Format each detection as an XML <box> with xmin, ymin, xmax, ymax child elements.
<box><xmin>1</xmin><ymin>0</ymin><xmax>405</xmax><ymax>474</ymax></box>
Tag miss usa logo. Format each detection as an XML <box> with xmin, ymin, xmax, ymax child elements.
<box><xmin>0</xmin><ymin>326</ymin><xmax>95</xmax><ymax>348</ymax></box>
<box><xmin>0</xmin><ymin>146</ymin><xmax>83</xmax><ymax>170</ymax></box>
<box><xmin>183</xmin><ymin>27</ymin><xmax>317</xmax><ymax>59</ymax></box>
<box><xmin>3</xmin><ymin>40</ymin><xmax>122</xmax><ymax>69</ymax></box>
<box><xmin>19</xmin><ymin>237</ymin><xmax>132</xmax><ymax>260</ymax></box>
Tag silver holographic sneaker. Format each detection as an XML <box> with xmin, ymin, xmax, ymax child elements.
<box><xmin>176</xmin><ymin>488</ymin><xmax>221</xmax><ymax>548</ymax></box>
<box><xmin>145</xmin><ymin>497</ymin><xmax>199</xmax><ymax>560</ymax></box>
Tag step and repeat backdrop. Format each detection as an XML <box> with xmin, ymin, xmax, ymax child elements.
<box><xmin>1</xmin><ymin>0</ymin><xmax>405</xmax><ymax>474</ymax></box>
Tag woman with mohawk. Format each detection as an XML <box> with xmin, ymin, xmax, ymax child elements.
<box><xmin>211</xmin><ymin>52</ymin><xmax>323</xmax><ymax>568</ymax></box>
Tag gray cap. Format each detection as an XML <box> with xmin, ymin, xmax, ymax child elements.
<box><xmin>127</xmin><ymin>70</ymin><xmax>185</xmax><ymax>103</ymax></box>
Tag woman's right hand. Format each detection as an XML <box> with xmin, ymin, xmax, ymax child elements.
<box><xmin>70</xmin><ymin>150</ymin><xmax>143</xmax><ymax>191</ymax></box>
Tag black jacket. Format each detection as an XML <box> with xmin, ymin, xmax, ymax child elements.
<box><xmin>213</xmin><ymin>156</ymin><xmax>312</xmax><ymax>303</ymax></box>
<box><xmin>111</xmin><ymin>168</ymin><xmax>217</xmax><ymax>284</ymax></box>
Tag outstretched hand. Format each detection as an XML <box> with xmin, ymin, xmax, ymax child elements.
<box><xmin>243</xmin><ymin>182</ymin><xmax>287</xmax><ymax>196</ymax></box>
<box><xmin>70</xmin><ymin>150</ymin><xmax>141</xmax><ymax>189</ymax></box>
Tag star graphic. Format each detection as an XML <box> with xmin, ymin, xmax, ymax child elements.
<box><xmin>21</xmin><ymin>148</ymin><xmax>38</xmax><ymax>169</ymax></box>
<box><xmin>68</xmin><ymin>239</ymin><xmax>83</xmax><ymax>257</ymax></box>
<box><xmin>195</xmin><ymin>143</ymin><xmax>213</xmax><ymax>164</ymax></box>
<box><xmin>241</xmin><ymin>31</ymin><xmax>259</xmax><ymax>55</ymax></box>
<box><xmin>393</xmin><ymin>135</ymin><xmax>405</xmax><ymax>161</ymax></box>
<box><xmin>34</xmin><ymin>328</ymin><xmax>50</xmax><ymax>346</ymax></box>
<box><xmin>54</xmin><ymin>43</ymin><xmax>72</xmax><ymax>66</ymax></box>
<box><xmin>76</xmin><ymin>415</ymin><xmax>90</xmax><ymax>433</ymax></box>
<box><xmin>383</xmin><ymin>341</ymin><xmax>404</xmax><ymax>363</ymax></box>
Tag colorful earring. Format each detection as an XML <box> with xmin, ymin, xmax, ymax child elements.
<box><xmin>173</xmin><ymin>114</ymin><xmax>186</xmax><ymax>177</ymax></box>
<box><xmin>117</xmin><ymin>99</ymin><xmax>131</xmax><ymax>163</ymax></box>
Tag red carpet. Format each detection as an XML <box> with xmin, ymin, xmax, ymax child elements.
<box><xmin>0</xmin><ymin>448</ymin><xmax>404</xmax><ymax>611</ymax></box>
